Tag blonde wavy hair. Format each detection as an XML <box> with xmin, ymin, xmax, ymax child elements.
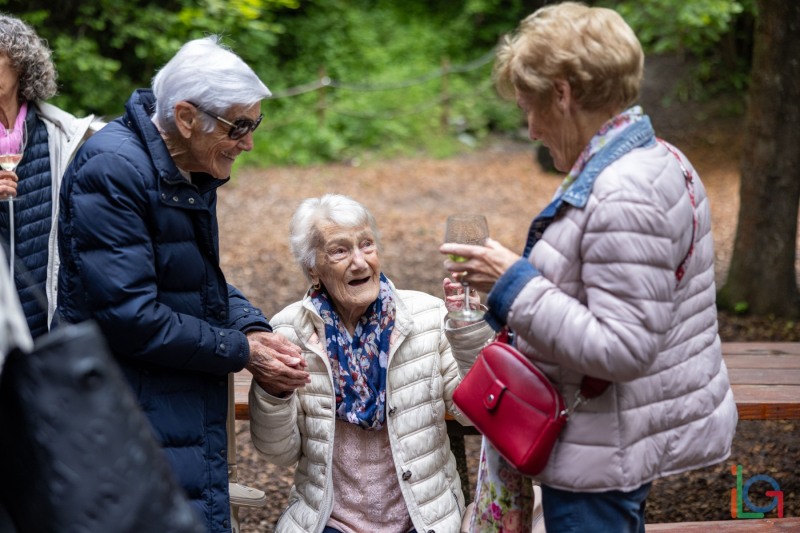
<box><xmin>494</xmin><ymin>2</ymin><xmax>643</xmax><ymax>113</ymax></box>
<box><xmin>0</xmin><ymin>14</ymin><xmax>57</xmax><ymax>102</ymax></box>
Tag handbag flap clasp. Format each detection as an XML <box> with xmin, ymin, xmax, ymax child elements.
<box><xmin>483</xmin><ymin>380</ymin><xmax>506</xmax><ymax>411</ymax></box>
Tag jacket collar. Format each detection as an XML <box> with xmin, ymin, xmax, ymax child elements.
<box><xmin>521</xmin><ymin>116</ymin><xmax>657</xmax><ymax>258</ymax></box>
<box><xmin>124</xmin><ymin>89</ymin><xmax>227</xmax><ymax>196</ymax></box>
<box><xmin>559</xmin><ymin>116</ymin><xmax>656</xmax><ymax>209</ymax></box>
<box><xmin>33</xmin><ymin>100</ymin><xmax>99</xmax><ymax>140</ymax></box>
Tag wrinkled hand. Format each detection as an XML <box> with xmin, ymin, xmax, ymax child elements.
<box><xmin>442</xmin><ymin>277</ymin><xmax>481</xmax><ymax>313</ymax></box>
<box><xmin>0</xmin><ymin>170</ymin><xmax>18</xmax><ymax>200</ymax></box>
<box><xmin>245</xmin><ymin>331</ymin><xmax>310</xmax><ymax>396</ymax></box>
<box><xmin>439</xmin><ymin>238</ymin><xmax>520</xmax><ymax>294</ymax></box>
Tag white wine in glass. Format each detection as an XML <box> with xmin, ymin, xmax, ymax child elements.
<box><xmin>444</xmin><ymin>214</ymin><xmax>489</xmax><ymax>321</ymax></box>
<box><xmin>0</xmin><ymin>119</ymin><xmax>27</xmax><ymax>200</ymax></box>
<box><xmin>0</xmin><ymin>119</ymin><xmax>27</xmax><ymax>281</ymax></box>
<box><xmin>0</xmin><ymin>153</ymin><xmax>22</xmax><ymax>172</ymax></box>
<box><xmin>0</xmin><ymin>120</ymin><xmax>26</xmax><ymax>173</ymax></box>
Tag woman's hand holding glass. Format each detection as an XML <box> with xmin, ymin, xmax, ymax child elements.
<box><xmin>443</xmin><ymin>215</ymin><xmax>489</xmax><ymax>321</ymax></box>
<box><xmin>440</xmin><ymin>237</ymin><xmax>522</xmax><ymax>296</ymax></box>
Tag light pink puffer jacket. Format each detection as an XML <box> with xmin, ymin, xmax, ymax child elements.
<box><xmin>507</xmin><ymin>141</ymin><xmax>738</xmax><ymax>492</ymax></box>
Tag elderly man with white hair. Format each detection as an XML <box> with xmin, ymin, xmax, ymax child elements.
<box><xmin>56</xmin><ymin>36</ymin><xmax>310</xmax><ymax>532</ymax></box>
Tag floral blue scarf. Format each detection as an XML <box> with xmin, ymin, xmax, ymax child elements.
<box><xmin>310</xmin><ymin>273</ymin><xmax>395</xmax><ymax>430</ymax></box>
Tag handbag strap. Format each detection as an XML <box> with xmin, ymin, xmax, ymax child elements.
<box><xmin>659</xmin><ymin>139</ymin><xmax>697</xmax><ymax>285</ymax></box>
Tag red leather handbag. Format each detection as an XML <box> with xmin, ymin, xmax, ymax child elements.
<box><xmin>453</xmin><ymin>339</ymin><xmax>608</xmax><ymax>476</ymax></box>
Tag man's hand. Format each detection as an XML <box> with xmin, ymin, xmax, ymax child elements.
<box><xmin>245</xmin><ymin>331</ymin><xmax>310</xmax><ymax>397</ymax></box>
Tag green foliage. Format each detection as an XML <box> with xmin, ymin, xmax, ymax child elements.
<box><xmin>0</xmin><ymin>0</ymin><xmax>754</xmax><ymax>165</ymax></box>
<box><xmin>237</xmin><ymin>0</ymin><xmax>515</xmax><ymax>165</ymax></box>
<box><xmin>600</xmin><ymin>0</ymin><xmax>756</xmax><ymax>101</ymax></box>
<box><xmin>2</xmin><ymin>0</ymin><xmax>295</xmax><ymax>116</ymax></box>
<box><xmin>608</xmin><ymin>0</ymin><xmax>747</xmax><ymax>55</ymax></box>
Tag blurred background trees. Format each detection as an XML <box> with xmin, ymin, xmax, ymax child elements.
<box><xmin>4</xmin><ymin>0</ymin><xmax>797</xmax><ymax>318</ymax></box>
<box><xmin>718</xmin><ymin>1</ymin><xmax>800</xmax><ymax>318</ymax></box>
<box><xmin>0</xmin><ymin>0</ymin><xmax>755</xmax><ymax>166</ymax></box>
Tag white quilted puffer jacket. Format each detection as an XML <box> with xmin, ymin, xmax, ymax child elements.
<box><xmin>500</xmin><ymin>140</ymin><xmax>738</xmax><ymax>492</ymax></box>
<box><xmin>249</xmin><ymin>285</ymin><xmax>492</xmax><ymax>533</ymax></box>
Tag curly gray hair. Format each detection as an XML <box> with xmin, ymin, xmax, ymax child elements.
<box><xmin>0</xmin><ymin>14</ymin><xmax>57</xmax><ymax>102</ymax></box>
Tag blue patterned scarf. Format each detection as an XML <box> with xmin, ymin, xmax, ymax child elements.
<box><xmin>310</xmin><ymin>273</ymin><xmax>395</xmax><ymax>430</ymax></box>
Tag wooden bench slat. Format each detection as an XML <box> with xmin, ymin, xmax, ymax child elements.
<box><xmin>730</xmin><ymin>384</ymin><xmax>800</xmax><ymax>403</ymax></box>
<box><xmin>234</xmin><ymin>371</ymin><xmax>252</xmax><ymax>420</ymax></box>
<box><xmin>724</xmin><ymin>355</ymin><xmax>800</xmax><ymax>370</ymax></box>
<box><xmin>722</xmin><ymin>342</ymin><xmax>800</xmax><ymax>356</ymax></box>
<box><xmin>646</xmin><ymin>517</ymin><xmax>800</xmax><ymax>531</ymax></box>
<box><xmin>727</xmin><ymin>367</ymin><xmax>800</xmax><ymax>385</ymax></box>
<box><xmin>729</xmin><ymin>385</ymin><xmax>800</xmax><ymax>420</ymax></box>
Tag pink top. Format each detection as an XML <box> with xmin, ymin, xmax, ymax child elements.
<box><xmin>326</xmin><ymin>419</ymin><xmax>414</xmax><ymax>533</ymax></box>
<box><xmin>0</xmin><ymin>101</ymin><xmax>27</xmax><ymax>155</ymax></box>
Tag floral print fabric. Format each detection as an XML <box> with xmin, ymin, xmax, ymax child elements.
<box><xmin>469</xmin><ymin>438</ymin><xmax>534</xmax><ymax>532</ymax></box>
<box><xmin>310</xmin><ymin>273</ymin><xmax>395</xmax><ymax>430</ymax></box>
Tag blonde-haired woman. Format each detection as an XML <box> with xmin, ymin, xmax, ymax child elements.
<box><xmin>441</xmin><ymin>3</ymin><xmax>737</xmax><ymax>532</ymax></box>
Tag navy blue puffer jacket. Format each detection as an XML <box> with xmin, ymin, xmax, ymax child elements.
<box><xmin>57</xmin><ymin>89</ymin><xmax>270</xmax><ymax>532</ymax></box>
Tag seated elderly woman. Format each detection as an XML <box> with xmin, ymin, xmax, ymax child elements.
<box><xmin>249</xmin><ymin>194</ymin><xmax>493</xmax><ymax>533</ymax></box>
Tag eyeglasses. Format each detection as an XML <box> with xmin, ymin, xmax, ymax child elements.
<box><xmin>324</xmin><ymin>239</ymin><xmax>377</xmax><ymax>264</ymax></box>
<box><xmin>186</xmin><ymin>101</ymin><xmax>263</xmax><ymax>141</ymax></box>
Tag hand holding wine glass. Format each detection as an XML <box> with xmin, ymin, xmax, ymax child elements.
<box><xmin>1</xmin><ymin>114</ymin><xmax>26</xmax><ymax>280</ymax></box>
<box><xmin>443</xmin><ymin>214</ymin><xmax>489</xmax><ymax>321</ymax></box>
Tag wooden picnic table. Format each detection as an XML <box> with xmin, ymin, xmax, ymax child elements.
<box><xmin>233</xmin><ymin>342</ymin><xmax>800</xmax><ymax>421</ymax></box>
<box><xmin>720</xmin><ymin>342</ymin><xmax>800</xmax><ymax>420</ymax></box>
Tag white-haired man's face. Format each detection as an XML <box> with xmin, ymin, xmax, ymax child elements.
<box><xmin>182</xmin><ymin>102</ymin><xmax>261</xmax><ymax>180</ymax></box>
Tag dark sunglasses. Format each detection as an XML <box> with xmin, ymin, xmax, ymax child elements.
<box><xmin>186</xmin><ymin>101</ymin><xmax>263</xmax><ymax>140</ymax></box>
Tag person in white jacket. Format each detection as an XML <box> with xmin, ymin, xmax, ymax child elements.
<box><xmin>0</xmin><ymin>14</ymin><xmax>103</xmax><ymax>337</ymax></box>
<box><xmin>249</xmin><ymin>194</ymin><xmax>493</xmax><ymax>533</ymax></box>
<box><xmin>440</xmin><ymin>3</ymin><xmax>737</xmax><ymax>533</ymax></box>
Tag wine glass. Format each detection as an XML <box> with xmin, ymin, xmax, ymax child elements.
<box><xmin>0</xmin><ymin>120</ymin><xmax>27</xmax><ymax>280</ymax></box>
<box><xmin>444</xmin><ymin>214</ymin><xmax>489</xmax><ymax>321</ymax></box>
<box><xmin>0</xmin><ymin>119</ymin><xmax>27</xmax><ymax>183</ymax></box>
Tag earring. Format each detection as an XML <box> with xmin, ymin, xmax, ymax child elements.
<box><xmin>312</xmin><ymin>280</ymin><xmax>321</xmax><ymax>290</ymax></box>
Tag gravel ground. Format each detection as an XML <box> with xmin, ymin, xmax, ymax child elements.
<box><xmin>218</xmin><ymin>114</ymin><xmax>800</xmax><ymax>530</ymax></box>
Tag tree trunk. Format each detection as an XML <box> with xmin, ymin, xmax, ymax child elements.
<box><xmin>718</xmin><ymin>0</ymin><xmax>800</xmax><ymax>318</ymax></box>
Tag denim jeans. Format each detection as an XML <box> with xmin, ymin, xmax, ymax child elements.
<box><xmin>541</xmin><ymin>482</ymin><xmax>652</xmax><ymax>533</ymax></box>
